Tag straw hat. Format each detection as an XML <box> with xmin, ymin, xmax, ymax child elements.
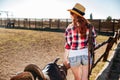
<box><xmin>68</xmin><ymin>3</ymin><xmax>86</xmax><ymax>17</ymax></box>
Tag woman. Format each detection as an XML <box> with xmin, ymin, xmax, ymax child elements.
<box><xmin>64</xmin><ymin>3</ymin><xmax>96</xmax><ymax>80</ymax></box>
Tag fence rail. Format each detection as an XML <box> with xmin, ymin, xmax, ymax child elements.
<box><xmin>0</xmin><ymin>18</ymin><xmax>120</xmax><ymax>35</ymax></box>
<box><xmin>88</xmin><ymin>29</ymin><xmax>120</xmax><ymax>79</ymax></box>
<box><xmin>0</xmin><ymin>18</ymin><xmax>120</xmax><ymax>79</ymax></box>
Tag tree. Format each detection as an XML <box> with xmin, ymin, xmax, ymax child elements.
<box><xmin>106</xmin><ymin>16</ymin><xmax>112</xmax><ymax>22</ymax></box>
<box><xmin>90</xmin><ymin>13</ymin><xmax>93</xmax><ymax>20</ymax></box>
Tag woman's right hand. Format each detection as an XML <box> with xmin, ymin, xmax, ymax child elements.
<box><xmin>63</xmin><ymin>49</ymin><xmax>70</xmax><ymax>69</ymax></box>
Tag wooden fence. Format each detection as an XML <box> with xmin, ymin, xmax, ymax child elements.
<box><xmin>88</xmin><ymin>29</ymin><xmax>120</xmax><ymax>79</ymax></box>
<box><xmin>0</xmin><ymin>18</ymin><xmax>120</xmax><ymax>35</ymax></box>
<box><xmin>0</xmin><ymin>18</ymin><xmax>120</xmax><ymax>79</ymax></box>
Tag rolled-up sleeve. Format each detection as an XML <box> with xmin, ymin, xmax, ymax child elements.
<box><xmin>65</xmin><ymin>28</ymin><xmax>72</xmax><ymax>50</ymax></box>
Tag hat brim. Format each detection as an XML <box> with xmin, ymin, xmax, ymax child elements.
<box><xmin>67</xmin><ymin>9</ymin><xmax>83</xmax><ymax>17</ymax></box>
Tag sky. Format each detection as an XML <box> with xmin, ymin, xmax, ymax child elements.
<box><xmin>0</xmin><ymin>0</ymin><xmax>120</xmax><ymax>19</ymax></box>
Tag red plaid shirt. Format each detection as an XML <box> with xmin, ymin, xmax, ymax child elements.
<box><xmin>65</xmin><ymin>23</ymin><xmax>96</xmax><ymax>50</ymax></box>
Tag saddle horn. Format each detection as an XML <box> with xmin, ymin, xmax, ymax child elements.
<box><xmin>24</xmin><ymin>64</ymin><xmax>46</xmax><ymax>80</ymax></box>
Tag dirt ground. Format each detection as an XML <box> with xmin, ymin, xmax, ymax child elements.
<box><xmin>0</xmin><ymin>28</ymin><xmax>113</xmax><ymax>80</ymax></box>
<box><xmin>0</xmin><ymin>28</ymin><xmax>75</xmax><ymax>80</ymax></box>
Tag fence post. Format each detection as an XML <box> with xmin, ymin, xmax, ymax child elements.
<box><xmin>42</xmin><ymin>19</ymin><xmax>43</xmax><ymax>28</ymax></box>
<box><xmin>18</xmin><ymin>18</ymin><xmax>20</xmax><ymax>27</ymax></box>
<box><xmin>13</xmin><ymin>18</ymin><xmax>15</xmax><ymax>28</ymax></box>
<box><xmin>103</xmin><ymin>32</ymin><xmax>117</xmax><ymax>61</ymax></box>
<box><xmin>88</xmin><ymin>24</ymin><xmax>95</xmax><ymax>78</ymax></box>
<box><xmin>24</xmin><ymin>19</ymin><xmax>25</xmax><ymax>28</ymax></box>
<box><xmin>49</xmin><ymin>19</ymin><xmax>52</xmax><ymax>28</ymax></box>
<box><xmin>118</xmin><ymin>29</ymin><xmax>120</xmax><ymax>40</ymax></box>
<box><xmin>29</xmin><ymin>18</ymin><xmax>30</xmax><ymax>29</ymax></box>
<box><xmin>35</xmin><ymin>18</ymin><xmax>36</xmax><ymax>29</ymax></box>
<box><xmin>1</xmin><ymin>18</ymin><xmax>2</xmax><ymax>26</ymax></box>
<box><xmin>112</xmin><ymin>19</ymin><xmax>115</xmax><ymax>35</ymax></box>
<box><xmin>57</xmin><ymin>19</ymin><xmax>60</xmax><ymax>29</ymax></box>
<box><xmin>0</xmin><ymin>18</ymin><xmax>1</xmax><ymax>26</ymax></box>
<box><xmin>98</xmin><ymin>19</ymin><xmax>101</xmax><ymax>33</ymax></box>
<box><xmin>66</xmin><ymin>19</ymin><xmax>68</xmax><ymax>28</ymax></box>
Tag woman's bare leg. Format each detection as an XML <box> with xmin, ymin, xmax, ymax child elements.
<box><xmin>71</xmin><ymin>66</ymin><xmax>82</xmax><ymax>80</ymax></box>
<box><xmin>82</xmin><ymin>65</ymin><xmax>88</xmax><ymax>80</ymax></box>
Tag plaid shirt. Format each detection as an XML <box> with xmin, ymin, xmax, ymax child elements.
<box><xmin>65</xmin><ymin>23</ymin><xmax>96</xmax><ymax>50</ymax></box>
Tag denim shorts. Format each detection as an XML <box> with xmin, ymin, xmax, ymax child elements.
<box><xmin>68</xmin><ymin>55</ymin><xmax>92</xmax><ymax>66</ymax></box>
